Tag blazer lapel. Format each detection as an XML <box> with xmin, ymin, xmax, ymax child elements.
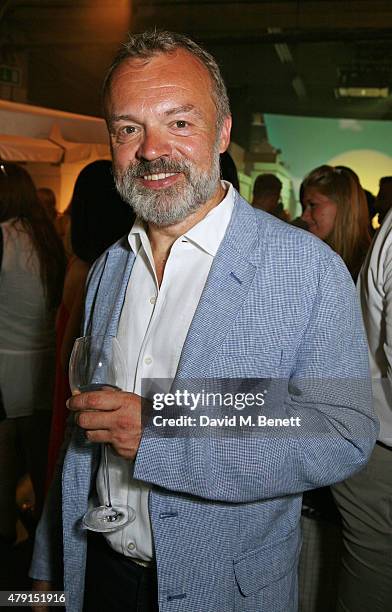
<box><xmin>84</xmin><ymin>240</ymin><xmax>135</xmax><ymax>338</ymax></box>
<box><xmin>177</xmin><ymin>194</ymin><xmax>263</xmax><ymax>378</ymax></box>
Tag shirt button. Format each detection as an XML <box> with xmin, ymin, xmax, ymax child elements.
<box><xmin>150</xmin><ymin>296</ymin><xmax>157</xmax><ymax>304</ymax></box>
<box><xmin>144</xmin><ymin>356</ymin><xmax>152</xmax><ymax>365</ymax></box>
<box><xmin>127</xmin><ymin>542</ymin><xmax>136</xmax><ymax>552</ymax></box>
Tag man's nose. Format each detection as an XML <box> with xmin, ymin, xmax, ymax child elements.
<box><xmin>136</xmin><ymin>127</ymin><xmax>171</xmax><ymax>161</ymax></box>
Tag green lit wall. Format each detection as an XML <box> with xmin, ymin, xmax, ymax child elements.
<box><xmin>264</xmin><ymin>114</ymin><xmax>392</xmax><ymax>217</ymax></box>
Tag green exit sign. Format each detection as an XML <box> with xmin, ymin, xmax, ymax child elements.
<box><xmin>0</xmin><ymin>65</ymin><xmax>21</xmax><ymax>86</ymax></box>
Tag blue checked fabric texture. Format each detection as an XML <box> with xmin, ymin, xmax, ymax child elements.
<box><xmin>31</xmin><ymin>191</ymin><xmax>378</xmax><ymax>612</ymax></box>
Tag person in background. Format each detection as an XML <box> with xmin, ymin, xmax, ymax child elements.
<box><xmin>252</xmin><ymin>173</ymin><xmax>289</xmax><ymax>220</ymax></box>
<box><xmin>332</xmin><ymin>202</ymin><xmax>392</xmax><ymax>611</ymax></box>
<box><xmin>333</xmin><ymin>165</ymin><xmax>376</xmax><ymax>238</ymax></box>
<box><xmin>36</xmin><ymin>188</ymin><xmax>57</xmax><ymax>224</ymax></box>
<box><xmin>298</xmin><ymin>164</ymin><xmax>372</xmax><ymax>611</ymax></box>
<box><xmin>45</xmin><ymin>160</ymin><xmax>135</xmax><ymax>485</ymax></box>
<box><xmin>54</xmin><ymin>203</ymin><xmax>72</xmax><ymax>259</ymax></box>
<box><xmin>220</xmin><ymin>150</ymin><xmax>239</xmax><ymax>191</ymax></box>
<box><xmin>31</xmin><ymin>31</ymin><xmax>377</xmax><ymax>612</ymax></box>
<box><xmin>290</xmin><ymin>215</ymin><xmax>308</xmax><ymax>230</ymax></box>
<box><xmin>0</xmin><ymin>163</ymin><xmax>65</xmax><ymax>552</ymax></box>
<box><xmin>37</xmin><ymin>187</ymin><xmax>58</xmax><ymax>223</ymax></box>
<box><xmin>364</xmin><ymin>189</ymin><xmax>377</xmax><ymax>237</ymax></box>
<box><xmin>375</xmin><ymin>176</ymin><xmax>392</xmax><ymax>225</ymax></box>
<box><xmin>301</xmin><ymin>164</ymin><xmax>371</xmax><ymax>280</ymax></box>
<box><xmin>37</xmin><ymin>187</ymin><xmax>74</xmax><ymax>256</ymax></box>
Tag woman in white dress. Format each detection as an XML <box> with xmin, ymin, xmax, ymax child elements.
<box><xmin>0</xmin><ymin>162</ymin><xmax>66</xmax><ymax>548</ymax></box>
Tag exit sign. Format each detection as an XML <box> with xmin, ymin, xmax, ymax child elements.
<box><xmin>0</xmin><ymin>65</ymin><xmax>21</xmax><ymax>86</ymax></box>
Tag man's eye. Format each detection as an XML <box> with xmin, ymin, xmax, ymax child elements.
<box><xmin>121</xmin><ymin>126</ymin><xmax>136</xmax><ymax>135</ymax></box>
<box><xmin>175</xmin><ymin>120</ymin><xmax>188</xmax><ymax>128</ymax></box>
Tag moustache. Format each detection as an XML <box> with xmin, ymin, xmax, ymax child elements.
<box><xmin>122</xmin><ymin>158</ymin><xmax>191</xmax><ymax>179</ymax></box>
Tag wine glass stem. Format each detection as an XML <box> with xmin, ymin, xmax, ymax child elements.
<box><xmin>103</xmin><ymin>443</ymin><xmax>113</xmax><ymax>509</ymax></box>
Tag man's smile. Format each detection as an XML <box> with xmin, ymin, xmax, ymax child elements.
<box><xmin>139</xmin><ymin>172</ymin><xmax>182</xmax><ymax>189</ymax></box>
<box><xmin>142</xmin><ymin>172</ymin><xmax>177</xmax><ymax>181</ymax></box>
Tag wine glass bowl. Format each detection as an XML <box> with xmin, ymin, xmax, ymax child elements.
<box><xmin>69</xmin><ymin>335</ymin><xmax>126</xmax><ymax>395</ymax></box>
<box><xmin>69</xmin><ymin>335</ymin><xmax>136</xmax><ymax>532</ymax></box>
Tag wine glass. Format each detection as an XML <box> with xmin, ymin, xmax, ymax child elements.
<box><xmin>69</xmin><ymin>334</ymin><xmax>136</xmax><ymax>532</ymax></box>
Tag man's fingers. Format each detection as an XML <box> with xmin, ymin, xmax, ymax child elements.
<box><xmin>84</xmin><ymin>429</ymin><xmax>139</xmax><ymax>459</ymax></box>
<box><xmin>67</xmin><ymin>389</ymin><xmax>129</xmax><ymax>412</ymax></box>
<box><xmin>84</xmin><ymin>428</ymin><xmax>110</xmax><ymax>442</ymax></box>
<box><xmin>66</xmin><ymin>390</ymin><xmax>142</xmax><ymax>459</ymax></box>
<box><xmin>76</xmin><ymin>403</ymin><xmax>137</xmax><ymax>430</ymax></box>
<box><xmin>85</xmin><ymin>428</ymin><xmax>139</xmax><ymax>443</ymax></box>
<box><xmin>77</xmin><ymin>409</ymin><xmax>118</xmax><ymax>430</ymax></box>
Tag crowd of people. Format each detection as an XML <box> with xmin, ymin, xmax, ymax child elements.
<box><xmin>0</xmin><ymin>28</ymin><xmax>390</xmax><ymax>612</ymax></box>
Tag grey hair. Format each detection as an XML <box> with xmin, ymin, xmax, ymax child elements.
<box><xmin>102</xmin><ymin>29</ymin><xmax>230</xmax><ymax>129</ymax></box>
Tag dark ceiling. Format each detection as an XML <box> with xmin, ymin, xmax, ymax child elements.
<box><xmin>1</xmin><ymin>0</ymin><xmax>392</xmax><ymax>148</ymax></box>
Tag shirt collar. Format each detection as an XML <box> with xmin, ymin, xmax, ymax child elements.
<box><xmin>128</xmin><ymin>181</ymin><xmax>235</xmax><ymax>257</ymax></box>
<box><xmin>183</xmin><ymin>181</ymin><xmax>234</xmax><ymax>256</ymax></box>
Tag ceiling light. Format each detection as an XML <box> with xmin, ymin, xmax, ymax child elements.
<box><xmin>335</xmin><ymin>68</ymin><xmax>390</xmax><ymax>99</ymax></box>
<box><xmin>336</xmin><ymin>86</ymin><xmax>389</xmax><ymax>98</ymax></box>
<box><xmin>268</xmin><ymin>27</ymin><xmax>293</xmax><ymax>64</ymax></box>
<box><xmin>275</xmin><ymin>43</ymin><xmax>293</xmax><ymax>64</ymax></box>
<box><xmin>292</xmin><ymin>76</ymin><xmax>307</xmax><ymax>98</ymax></box>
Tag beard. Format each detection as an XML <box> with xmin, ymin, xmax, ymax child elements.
<box><xmin>113</xmin><ymin>142</ymin><xmax>221</xmax><ymax>226</ymax></box>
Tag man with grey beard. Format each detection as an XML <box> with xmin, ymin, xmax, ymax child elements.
<box><xmin>115</xmin><ymin>150</ymin><xmax>222</xmax><ymax>227</ymax></box>
<box><xmin>30</xmin><ymin>31</ymin><xmax>377</xmax><ymax>612</ymax></box>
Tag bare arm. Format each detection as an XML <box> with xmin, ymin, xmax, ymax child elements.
<box><xmin>31</xmin><ymin>580</ymin><xmax>52</xmax><ymax>612</ymax></box>
<box><xmin>60</xmin><ymin>257</ymin><xmax>90</xmax><ymax>372</ymax></box>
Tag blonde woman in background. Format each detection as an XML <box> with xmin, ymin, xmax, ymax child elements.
<box><xmin>301</xmin><ymin>164</ymin><xmax>371</xmax><ymax>280</ymax></box>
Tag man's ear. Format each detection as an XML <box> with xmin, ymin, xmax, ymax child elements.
<box><xmin>218</xmin><ymin>114</ymin><xmax>232</xmax><ymax>153</ymax></box>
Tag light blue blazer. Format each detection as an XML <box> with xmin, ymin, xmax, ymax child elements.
<box><xmin>31</xmin><ymin>192</ymin><xmax>378</xmax><ymax>612</ymax></box>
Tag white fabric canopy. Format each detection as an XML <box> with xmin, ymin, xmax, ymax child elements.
<box><xmin>0</xmin><ymin>100</ymin><xmax>110</xmax><ymax>163</ymax></box>
<box><xmin>0</xmin><ymin>133</ymin><xmax>63</xmax><ymax>163</ymax></box>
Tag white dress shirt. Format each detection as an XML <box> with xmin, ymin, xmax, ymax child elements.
<box><xmin>358</xmin><ymin>207</ymin><xmax>392</xmax><ymax>447</ymax></box>
<box><xmin>96</xmin><ymin>182</ymin><xmax>235</xmax><ymax>560</ymax></box>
